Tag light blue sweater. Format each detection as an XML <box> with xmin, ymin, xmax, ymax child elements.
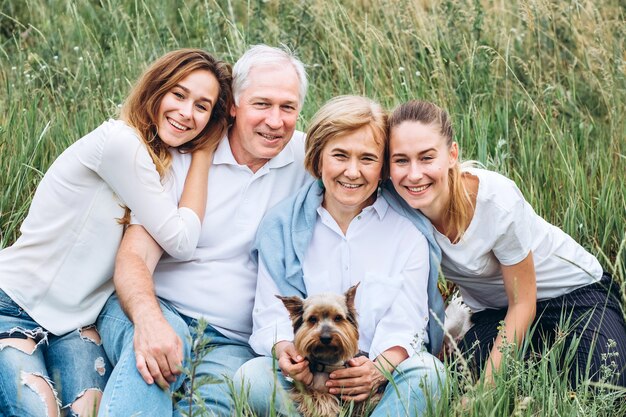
<box><xmin>251</xmin><ymin>179</ymin><xmax>444</xmax><ymax>355</ymax></box>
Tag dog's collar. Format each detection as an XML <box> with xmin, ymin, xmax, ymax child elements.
<box><xmin>308</xmin><ymin>360</ymin><xmax>347</xmax><ymax>373</ymax></box>
<box><xmin>307</xmin><ymin>351</ymin><xmax>369</xmax><ymax>373</ymax></box>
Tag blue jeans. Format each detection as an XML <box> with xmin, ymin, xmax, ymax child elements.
<box><xmin>96</xmin><ymin>294</ymin><xmax>191</xmax><ymax>416</ymax></box>
<box><xmin>97</xmin><ymin>295</ymin><xmax>257</xmax><ymax>417</ymax></box>
<box><xmin>175</xmin><ymin>314</ymin><xmax>257</xmax><ymax>417</ymax></box>
<box><xmin>234</xmin><ymin>352</ymin><xmax>446</xmax><ymax>417</ymax></box>
<box><xmin>0</xmin><ymin>289</ymin><xmax>111</xmax><ymax>417</ymax></box>
<box><xmin>460</xmin><ymin>273</ymin><xmax>626</xmax><ymax>387</ymax></box>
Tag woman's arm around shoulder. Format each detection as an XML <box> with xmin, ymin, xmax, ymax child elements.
<box><xmin>93</xmin><ymin>122</ymin><xmax>209</xmax><ymax>260</ymax></box>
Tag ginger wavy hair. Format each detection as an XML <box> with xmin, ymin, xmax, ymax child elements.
<box><xmin>388</xmin><ymin>100</ymin><xmax>473</xmax><ymax>241</ymax></box>
<box><xmin>121</xmin><ymin>48</ymin><xmax>232</xmax><ymax>178</ymax></box>
<box><xmin>117</xmin><ymin>49</ymin><xmax>232</xmax><ymax>225</ymax></box>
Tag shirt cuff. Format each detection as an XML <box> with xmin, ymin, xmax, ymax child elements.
<box><xmin>370</xmin><ymin>332</ymin><xmax>422</xmax><ymax>359</ymax></box>
<box><xmin>249</xmin><ymin>322</ymin><xmax>294</xmax><ymax>357</ymax></box>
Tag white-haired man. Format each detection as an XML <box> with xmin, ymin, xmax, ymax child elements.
<box><xmin>97</xmin><ymin>45</ymin><xmax>310</xmax><ymax>416</ymax></box>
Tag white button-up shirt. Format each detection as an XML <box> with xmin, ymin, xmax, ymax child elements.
<box><xmin>249</xmin><ymin>197</ymin><xmax>431</xmax><ymax>359</ymax></box>
<box><xmin>0</xmin><ymin>120</ymin><xmax>202</xmax><ymax>335</ymax></box>
<box><xmin>152</xmin><ymin>132</ymin><xmax>310</xmax><ymax>342</ymax></box>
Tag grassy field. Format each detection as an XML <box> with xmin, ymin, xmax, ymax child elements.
<box><xmin>1</xmin><ymin>0</ymin><xmax>625</xmax><ymax>415</ymax></box>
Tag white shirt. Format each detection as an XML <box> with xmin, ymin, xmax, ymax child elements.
<box><xmin>249</xmin><ymin>197</ymin><xmax>431</xmax><ymax>359</ymax></box>
<box><xmin>0</xmin><ymin>120</ymin><xmax>201</xmax><ymax>335</ymax></box>
<box><xmin>436</xmin><ymin>168</ymin><xmax>602</xmax><ymax>312</ymax></box>
<box><xmin>152</xmin><ymin>132</ymin><xmax>310</xmax><ymax>343</ymax></box>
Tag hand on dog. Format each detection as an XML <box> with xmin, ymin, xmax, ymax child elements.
<box><xmin>275</xmin><ymin>341</ymin><xmax>313</xmax><ymax>386</ymax></box>
<box><xmin>326</xmin><ymin>356</ymin><xmax>385</xmax><ymax>402</ymax></box>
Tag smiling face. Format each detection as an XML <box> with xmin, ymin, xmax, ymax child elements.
<box><xmin>277</xmin><ymin>284</ymin><xmax>360</xmax><ymax>366</ymax></box>
<box><xmin>156</xmin><ymin>69</ymin><xmax>220</xmax><ymax>148</ymax></box>
<box><xmin>228</xmin><ymin>64</ymin><xmax>301</xmax><ymax>172</ymax></box>
<box><xmin>320</xmin><ymin>126</ymin><xmax>384</xmax><ymax>220</ymax></box>
<box><xmin>389</xmin><ymin>120</ymin><xmax>458</xmax><ymax>220</ymax></box>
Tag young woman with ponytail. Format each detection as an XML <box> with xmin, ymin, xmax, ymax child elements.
<box><xmin>387</xmin><ymin>100</ymin><xmax>626</xmax><ymax>387</ymax></box>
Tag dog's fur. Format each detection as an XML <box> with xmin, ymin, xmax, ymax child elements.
<box><xmin>277</xmin><ymin>284</ymin><xmax>378</xmax><ymax>417</ymax></box>
<box><xmin>443</xmin><ymin>293</ymin><xmax>473</xmax><ymax>354</ymax></box>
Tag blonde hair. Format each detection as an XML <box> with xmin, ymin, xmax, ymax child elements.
<box><xmin>304</xmin><ymin>95</ymin><xmax>388</xmax><ymax>179</ymax></box>
<box><xmin>388</xmin><ymin>100</ymin><xmax>473</xmax><ymax>241</ymax></box>
<box><xmin>121</xmin><ymin>48</ymin><xmax>232</xmax><ymax>178</ymax></box>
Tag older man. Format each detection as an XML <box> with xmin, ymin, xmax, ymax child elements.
<box><xmin>97</xmin><ymin>45</ymin><xmax>310</xmax><ymax>416</ymax></box>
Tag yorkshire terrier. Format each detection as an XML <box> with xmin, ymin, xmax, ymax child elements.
<box><xmin>277</xmin><ymin>283</ymin><xmax>380</xmax><ymax>417</ymax></box>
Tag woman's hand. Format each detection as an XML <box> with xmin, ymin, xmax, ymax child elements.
<box><xmin>274</xmin><ymin>341</ymin><xmax>313</xmax><ymax>386</ymax></box>
<box><xmin>326</xmin><ymin>356</ymin><xmax>386</xmax><ymax>402</ymax></box>
<box><xmin>191</xmin><ymin>144</ymin><xmax>215</xmax><ymax>160</ymax></box>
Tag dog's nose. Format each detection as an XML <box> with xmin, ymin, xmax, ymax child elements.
<box><xmin>320</xmin><ymin>335</ymin><xmax>332</xmax><ymax>345</ymax></box>
<box><xmin>320</xmin><ymin>325</ymin><xmax>333</xmax><ymax>345</ymax></box>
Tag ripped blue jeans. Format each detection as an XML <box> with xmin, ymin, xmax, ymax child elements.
<box><xmin>0</xmin><ymin>289</ymin><xmax>111</xmax><ymax>417</ymax></box>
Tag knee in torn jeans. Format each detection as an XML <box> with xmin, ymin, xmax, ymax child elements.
<box><xmin>0</xmin><ymin>326</ymin><xmax>48</xmax><ymax>354</ymax></box>
<box><xmin>78</xmin><ymin>326</ymin><xmax>107</xmax><ymax>377</ymax></box>
<box><xmin>21</xmin><ymin>371</ymin><xmax>62</xmax><ymax>417</ymax></box>
<box><xmin>78</xmin><ymin>325</ymin><xmax>102</xmax><ymax>345</ymax></box>
<box><xmin>0</xmin><ymin>328</ymin><xmax>60</xmax><ymax>416</ymax></box>
<box><xmin>68</xmin><ymin>387</ymin><xmax>103</xmax><ymax>417</ymax></box>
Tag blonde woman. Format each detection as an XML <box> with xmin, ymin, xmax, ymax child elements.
<box><xmin>387</xmin><ymin>99</ymin><xmax>626</xmax><ymax>386</ymax></box>
<box><xmin>236</xmin><ymin>96</ymin><xmax>445</xmax><ymax>417</ymax></box>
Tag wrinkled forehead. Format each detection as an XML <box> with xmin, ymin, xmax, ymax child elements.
<box><xmin>243</xmin><ymin>64</ymin><xmax>300</xmax><ymax>96</ymax></box>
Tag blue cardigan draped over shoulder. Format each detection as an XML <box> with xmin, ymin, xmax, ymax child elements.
<box><xmin>251</xmin><ymin>179</ymin><xmax>444</xmax><ymax>355</ymax></box>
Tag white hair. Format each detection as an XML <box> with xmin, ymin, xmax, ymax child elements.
<box><xmin>232</xmin><ymin>44</ymin><xmax>308</xmax><ymax>108</ymax></box>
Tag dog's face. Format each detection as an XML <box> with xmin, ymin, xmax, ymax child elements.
<box><xmin>277</xmin><ymin>284</ymin><xmax>360</xmax><ymax>365</ymax></box>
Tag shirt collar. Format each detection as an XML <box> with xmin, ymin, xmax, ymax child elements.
<box><xmin>316</xmin><ymin>188</ymin><xmax>388</xmax><ymax>221</ymax></box>
<box><xmin>212</xmin><ymin>134</ymin><xmax>237</xmax><ymax>165</ymax></box>
<box><xmin>370</xmin><ymin>192</ymin><xmax>389</xmax><ymax>219</ymax></box>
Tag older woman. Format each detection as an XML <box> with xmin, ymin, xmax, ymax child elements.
<box><xmin>234</xmin><ymin>95</ymin><xmax>445</xmax><ymax>416</ymax></box>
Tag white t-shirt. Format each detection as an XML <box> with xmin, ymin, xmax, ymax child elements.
<box><xmin>0</xmin><ymin>120</ymin><xmax>201</xmax><ymax>335</ymax></box>
<box><xmin>436</xmin><ymin>168</ymin><xmax>602</xmax><ymax>312</ymax></box>
<box><xmin>152</xmin><ymin>132</ymin><xmax>310</xmax><ymax>343</ymax></box>
<box><xmin>249</xmin><ymin>197</ymin><xmax>431</xmax><ymax>359</ymax></box>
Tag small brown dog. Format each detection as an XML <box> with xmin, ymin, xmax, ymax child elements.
<box><xmin>277</xmin><ymin>284</ymin><xmax>379</xmax><ymax>417</ymax></box>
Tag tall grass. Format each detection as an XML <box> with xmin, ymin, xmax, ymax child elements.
<box><xmin>1</xmin><ymin>0</ymin><xmax>624</xmax><ymax>415</ymax></box>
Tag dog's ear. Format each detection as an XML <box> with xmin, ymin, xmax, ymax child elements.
<box><xmin>344</xmin><ymin>283</ymin><xmax>359</xmax><ymax>328</ymax></box>
<box><xmin>276</xmin><ymin>295</ymin><xmax>304</xmax><ymax>322</ymax></box>
<box><xmin>345</xmin><ymin>283</ymin><xmax>359</xmax><ymax>307</ymax></box>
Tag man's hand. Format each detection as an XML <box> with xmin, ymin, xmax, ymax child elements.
<box><xmin>274</xmin><ymin>341</ymin><xmax>313</xmax><ymax>386</ymax></box>
<box><xmin>133</xmin><ymin>316</ymin><xmax>183</xmax><ymax>389</ymax></box>
<box><xmin>113</xmin><ymin>225</ymin><xmax>181</xmax><ymax>388</ymax></box>
<box><xmin>326</xmin><ymin>356</ymin><xmax>386</xmax><ymax>402</ymax></box>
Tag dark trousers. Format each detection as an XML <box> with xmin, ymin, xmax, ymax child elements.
<box><xmin>459</xmin><ymin>273</ymin><xmax>626</xmax><ymax>387</ymax></box>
